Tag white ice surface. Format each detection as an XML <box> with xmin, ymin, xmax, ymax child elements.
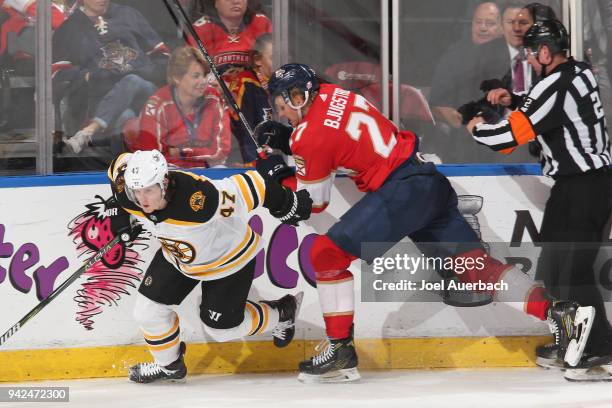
<box><xmin>2</xmin><ymin>368</ymin><xmax>612</xmax><ymax>408</ymax></box>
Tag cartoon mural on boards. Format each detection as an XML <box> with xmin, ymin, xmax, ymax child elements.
<box><xmin>67</xmin><ymin>195</ymin><xmax>149</xmax><ymax>330</ymax></box>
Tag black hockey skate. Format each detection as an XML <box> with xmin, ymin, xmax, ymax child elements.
<box><xmin>298</xmin><ymin>329</ymin><xmax>360</xmax><ymax>383</ymax></box>
<box><xmin>535</xmin><ymin>342</ymin><xmax>564</xmax><ymax>370</ymax></box>
<box><xmin>128</xmin><ymin>341</ymin><xmax>187</xmax><ymax>383</ymax></box>
<box><xmin>564</xmin><ymin>353</ymin><xmax>612</xmax><ymax>382</ymax></box>
<box><xmin>263</xmin><ymin>292</ymin><xmax>303</xmax><ymax>348</ymax></box>
<box><xmin>546</xmin><ymin>301</ymin><xmax>595</xmax><ymax>367</ymax></box>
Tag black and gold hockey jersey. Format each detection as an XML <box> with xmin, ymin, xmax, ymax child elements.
<box><xmin>108</xmin><ymin>153</ymin><xmax>266</xmax><ymax>281</ymax></box>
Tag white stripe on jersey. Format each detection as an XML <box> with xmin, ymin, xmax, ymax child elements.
<box><xmin>476</xmin><ymin>120</ymin><xmax>508</xmax><ymax>131</ymax></box>
<box><xmin>562</xmin><ymin>127</ymin><xmax>591</xmax><ymax>171</ymax></box>
<box><xmin>583</xmin><ymin>69</ymin><xmax>598</xmax><ymax>88</ymax></box>
<box><xmin>529</xmin><ymin>92</ymin><xmax>557</xmax><ymax>125</ymax></box>
<box><xmin>473</xmin><ymin>126</ymin><xmax>515</xmax><ymax>147</ymax></box>
<box><xmin>594</xmin><ymin>122</ymin><xmax>605</xmax><ymax>162</ymax></box>
<box><xmin>297</xmin><ymin>173</ymin><xmax>335</xmax><ymax>209</ymax></box>
<box><xmin>229</xmin><ymin>171</ymin><xmax>265</xmax><ymax>212</ymax></box>
<box><xmin>572</xmin><ymin>76</ymin><xmax>590</xmax><ymax>97</ymax></box>
<box><xmin>563</xmin><ymin>93</ymin><xmax>599</xmax><ymax>170</ymax></box>
<box><xmin>537</xmin><ymin>135</ymin><xmax>559</xmax><ymax>175</ymax></box>
<box><xmin>528</xmin><ymin>72</ymin><xmax>562</xmax><ymax>100</ymax></box>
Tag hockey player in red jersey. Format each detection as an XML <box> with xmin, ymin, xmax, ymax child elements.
<box><xmin>255</xmin><ymin>63</ymin><xmax>596</xmax><ymax>383</ymax></box>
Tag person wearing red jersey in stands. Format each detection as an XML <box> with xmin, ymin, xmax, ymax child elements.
<box><xmin>1</xmin><ymin>0</ymin><xmax>67</xmax><ymax>60</ymax></box>
<box><xmin>133</xmin><ymin>46</ymin><xmax>231</xmax><ymax>168</ymax></box>
<box><xmin>189</xmin><ymin>0</ymin><xmax>271</xmax><ymax>82</ymax></box>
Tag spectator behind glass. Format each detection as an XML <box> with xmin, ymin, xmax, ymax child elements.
<box><xmin>429</xmin><ymin>2</ymin><xmax>502</xmax><ymax>129</ymax></box>
<box><xmin>472</xmin><ymin>1</ymin><xmax>502</xmax><ymax>45</ymax></box>
<box><xmin>132</xmin><ymin>46</ymin><xmax>231</xmax><ymax>168</ymax></box>
<box><xmin>227</xmin><ymin>33</ymin><xmax>273</xmax><ymax>165</ymax></box>
<box><xmin>52</xmin><ymin>0</ymin><xmax>169</xmax><ymax>155</ymax></box>
<box><xmin>1</xmin><ymin>0</ymin><xmax>68</xmax><ymax>58</ymax></box>
<box><xmin>476</xmin><ymin>2</ymin><xmax>537</xmax><ymax>95</ymax></box>
<box><xmin>189</xmin><ymin>0</ymin><xmax>271</xmax><ymax>83</ymax></box>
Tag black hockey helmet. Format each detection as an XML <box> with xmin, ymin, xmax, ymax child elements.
<box><xmin>523</xmin><ymin>19</ymin><xmax>569</xmax><ymax>55</ymax></box>
<box><xmin>268</xmin><ymin>63</ymin><xmax>319</xmax><ymax>110</ymax></box>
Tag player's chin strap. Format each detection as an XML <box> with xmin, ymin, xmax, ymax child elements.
<box><xmin>285</xmin><ymin>90</ymin><xmax>310</xmax><ymax>122</ymax></box>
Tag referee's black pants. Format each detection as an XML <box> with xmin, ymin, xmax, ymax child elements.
<box><xmin>537</xmin><ymin>167</ymin><xmax>612</xmax><ymax>355</ymax></box>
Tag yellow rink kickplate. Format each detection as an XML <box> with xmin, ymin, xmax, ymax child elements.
<box><xmin>0</xmin><ymin>336</ymin><xmax>552</xmax><ymax>382</ymax></box>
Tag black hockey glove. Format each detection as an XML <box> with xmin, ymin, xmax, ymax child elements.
<box><xmin>457</xmin><ymin>98</ymin><xmax>502</xmax><ymax>125</ymax></box>
<box><xmin>478</xmin><ymin>104</ymin><xmax>502</xmax><ymax>124</ymax></box>
<box><xmin>479</xmin><ymin>78</ymin><xmax>505</xmax><ymax>93</ymax></box>
<box><xmin>457</xmin><ymin>100</ymin><xmax>481</xmax><ymax>125</ymax></box>
<box><xmin>270</xmin><ymin>188</ymin><xmax>313</xmax><ymax>226</ymax></box>
<box><xmin>107</xmin><ymin>198</ymin><xmax>141</xmax><ymax>242</ymax></box>
<box><xmin>254</xmin><ymin>120</ymin><xmax>293</xmax><ymax>155</ymax></box>
<box><xmin>256</xmin><ymin>154</ymin><xmax>295</xmax><ymax>183</ymax></box>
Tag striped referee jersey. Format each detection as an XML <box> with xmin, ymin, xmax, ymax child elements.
<box><xmin>472</xmin><ymin>57</ymin><xmax>611</xmax><ymax>176</ymax></box>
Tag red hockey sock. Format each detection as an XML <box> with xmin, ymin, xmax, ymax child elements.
<box><xmin>525</xmin><ymin>286</ymin><xmax>550</xmax><ymax>321</ymax></box>
<box><xmin>323</xmin><ymin>313</ymin><xmax>354</xmax><ymax>339</ymax></box>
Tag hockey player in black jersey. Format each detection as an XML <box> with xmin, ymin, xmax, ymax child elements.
<box><xmin>107</xmin><ymin>149</ymin><xmax>312</xmax><ymax>383</ymax></box>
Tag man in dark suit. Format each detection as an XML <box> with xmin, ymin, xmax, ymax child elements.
<box><xmin>477</xmin><ymin>1</ymin><xmax>538</xmax><ymax>96</ymax></box>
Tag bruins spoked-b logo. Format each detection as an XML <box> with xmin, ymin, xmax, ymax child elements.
<box><xmin>159</xmin><ymin>237</ymin><xmax>196</xmax><ymax>264</ymax></box>
<box><xmin>190</xmin><ymin>191</ymin><xmax>206</xmax><ymax>212</ymax></box>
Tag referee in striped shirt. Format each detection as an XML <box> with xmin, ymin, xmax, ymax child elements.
<box><xmin>466</xmin><ymin>19</ymin><xmax>612</xmax><ymax>374</ymax></box>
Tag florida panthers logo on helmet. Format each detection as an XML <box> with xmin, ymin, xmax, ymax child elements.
<box><xmin>268</xmin><ymin>63</ymin><xmax>319</xmax><ymax>108</ymax></box>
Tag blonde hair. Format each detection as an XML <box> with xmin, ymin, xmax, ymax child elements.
<box><xmin>167</xmin><ymin>46</ymin><xmax>210</xmax><ymax>85</ymax></box>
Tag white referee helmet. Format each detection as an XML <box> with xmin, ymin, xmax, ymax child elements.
<box><xmin>124</xmin><ymin>149</ymin><xmax>169</xmax><ymax>203</ymax></box>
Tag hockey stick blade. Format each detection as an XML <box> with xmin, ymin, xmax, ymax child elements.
<box><xmin>0</xmin><ymin>233</ymin><xmax>124</xmax><ymax>347</ymax></box>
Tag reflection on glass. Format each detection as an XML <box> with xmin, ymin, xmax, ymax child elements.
<box><xmin>52</xmin><ymin>0</ymin><xmax>169</xmax><ymax>173</ymax></box>
<box><xmin>584</xmin><ymin>0</ymin><xmax>612</xmax><ymax>131</ymax></box>
<box><xmin>0</xmin><ymin>0</ymin><xmax>48</xmax><ymax>175</ymax></box>
<box><xmin>400</xmin><ymin>0</ymin><xmax>563</xmax><ymax>164</ymax></box>
<box><xmin>287</xmin><ymin>0</ymin><xmax>382</xmax><ymax>105</ymax></box>
<box><xmin>4</xmin><ymin>0</ymin><xmax>605</xmax><ymax>174</ymax></box>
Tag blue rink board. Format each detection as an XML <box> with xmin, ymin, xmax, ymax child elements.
<box><xmin>0</xmin><ymin>164</ymin><xmax>543</xmax><ymax>189</ymax></box>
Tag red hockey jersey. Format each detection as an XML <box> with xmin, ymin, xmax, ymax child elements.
<box><xmin>135</xmin><ymin>85</ymin><xmax>232</xmax><ymax>168</ymax></box>
<box><xmin>290</xmin><ymin>83</ymin><xmax>417</xmax><ymax>208</ymax></box>
<box><xmin>1</xmin><ymin>0</ymin><xmax>66</xmax><ymax>54</ymax></box>
<box><xmin>191</xmin><ymin>13</ymin><xmax>271</xmax><ymax>70</ymax></box>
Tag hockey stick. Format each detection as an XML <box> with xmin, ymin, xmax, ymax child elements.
<box><xmin>162</xmin><ymin>0</ymin><xmax>265</xmax><ymax>158</ymax></box>
<box><xmin>0</xmin><ymin>230</ymin><xmax>135</xmax><ymax>347</ymax></box>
